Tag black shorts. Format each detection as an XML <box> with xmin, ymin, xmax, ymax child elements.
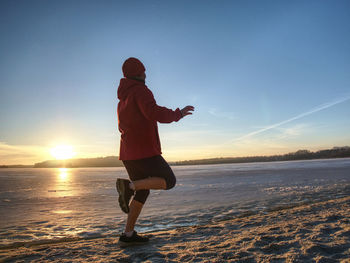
<box><xmin>122</xmin><ymin>155</ymin><xmax>176</xmax><ymax>204</ymax></box>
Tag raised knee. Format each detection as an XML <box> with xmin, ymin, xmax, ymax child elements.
<box><xmin>166</xmin><ymin>176</ymin><xmax>176</xmax><ymax>190</ymax></box>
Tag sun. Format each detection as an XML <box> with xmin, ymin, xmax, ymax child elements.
<box><xmin>50</xmin><ymin>145</ymin><xmax>76</xmax><ymax>160</ymax></box>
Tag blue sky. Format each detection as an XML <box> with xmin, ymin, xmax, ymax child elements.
<box><xmin>1</xmin><ymin>0</ymin><xmax>350</xmax><ymax>164</ymax></box>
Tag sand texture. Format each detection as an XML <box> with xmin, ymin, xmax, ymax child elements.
<box><xmin>1</xmin><ymin>196</ymin><xmax>349</xmax><ymax>263</ymax></box>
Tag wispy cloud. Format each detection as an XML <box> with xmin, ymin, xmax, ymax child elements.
<box><xmin>0</xmin><ymin>142</ymin><xmax>47</xmax><ymax>165</ymax></box>
<box><xmin>208</xmin><ymin>108</ymin><xmax>236</xmax><ymax>120</ymax></box>
<box><xmin>274</xmin><ymin>123</ymin><xmax>311</xmax><ymax>140</ymax></box>
<box><xmin>232</xmin><ymin>95</ymin><xmax>350</xmax><ymax>142</ymax></box>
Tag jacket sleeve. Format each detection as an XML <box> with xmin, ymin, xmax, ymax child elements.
<box><xmin>135</xmin><ymin>86</ymin><xmax>182</xmax><ymax>123</ymax></box>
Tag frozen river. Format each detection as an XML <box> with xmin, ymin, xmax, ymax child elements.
<box><xmin>0</xmin><ymin>158</ymin><xmax>349</xmax><ymax>247</ymax></box>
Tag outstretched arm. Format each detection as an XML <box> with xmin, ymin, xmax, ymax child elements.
<box><xmin>136</xmin><ymin>87</ymin><xmax>194</xmax><ymax>123</ymax></box>
<box><xmin>180</xmin><ymin>105</ymin><xmax>195</xmax><ymax>117</ymax></box>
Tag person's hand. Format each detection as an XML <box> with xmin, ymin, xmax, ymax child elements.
<box><xmin>180</xmin><ymin>105</ymin><xmax>195</xmax><ymax>117</ymax></box>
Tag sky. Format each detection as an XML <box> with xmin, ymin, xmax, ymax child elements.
<box><xmin>1</xmin><ymin>0</ymin><xmax>350</xmax><ymax>165</ymax></box>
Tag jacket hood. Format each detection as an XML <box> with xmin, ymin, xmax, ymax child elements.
<box><xmin>117</xmin><ymin>78</ymin><xmax>145</xmax><ymax>100</ymax></box>
<box><xmin>122</xmin><ymin>57</ymin><xmax>145</xmax><ymax>78</ymax></box>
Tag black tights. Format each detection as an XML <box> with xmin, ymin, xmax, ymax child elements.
<box><xmin>122</xmin><ymin>155</ymin><xmax>176</xmax><ymax>204</ymax></box>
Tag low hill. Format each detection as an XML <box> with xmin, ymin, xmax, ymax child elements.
<box><xmin>26</xmin><ymin>146</ymin><xmax>350</xmax><ymax>168</ymax></box>
<box><xmin>173</xmin><ymin>146</ymin><xmax>350</xmax><ymax>165</ymax></box>
<box><xmin>34</xmin><ymin>156</ymin><xmax>123</xmax><ymax>168</ymax></box>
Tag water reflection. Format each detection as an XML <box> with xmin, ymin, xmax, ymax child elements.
<box><xmin>58</xmin><ymin>168</ymin><xmax>69</xmax><ymax>182</ymax></box>
<box><xmin>51</xmin><ymin>168</ymin><xmax>74</xmax><ymax>197</ymax></box>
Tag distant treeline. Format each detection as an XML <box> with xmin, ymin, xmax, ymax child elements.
<box><xmin>1</xmin><ymin>146</ymin><xmax>349</xmax><ymax>168</ymax></box>
<box><xmin>34</xmin><ymin>156</ymin><xmax>123</xmax><ymax>168</ymax></box>
<box><xmin>172</xmin><ymin>146</ymin><xmax>350</xmax><ymax>166</ymax></box>
<box><xmin>0</xmin><ymin>165</ymin><xmax>33</xmax><ymax>168</ymax></box>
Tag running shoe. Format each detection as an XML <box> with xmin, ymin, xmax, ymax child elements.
<box><xmin>119</xmin><ymin>231</ymin><xmax>149</xmax><ymax>247</ymax></box>
<box><xmin>116</xmin><ymin>178</ymin><xmax>134</xmax><ymax>213</ymax></box>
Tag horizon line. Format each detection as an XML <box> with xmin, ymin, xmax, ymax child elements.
<box><xmin>2</xmin><ymin>145</ymin><xmax>349</xmax><ymax>166</ymax></box>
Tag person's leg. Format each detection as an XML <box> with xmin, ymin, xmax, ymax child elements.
<box><xmin>130</xmin><ymin>155</ymin><xmax>176</xmax><ymax>191</ymax></box>
<box><xmin>124</xmin><ymin>189</ymin><xmax>149</xmax><ymax>233</ymax></box>
<box><xmin>132</xmin><ymin>177</ymin><xmax>166</xmax><ymax>190</ymax></box>
<box><xmin>125</xmin><ymin>199</ymin><xmax>144</xmax><ymax>233</ymax></box>
<box><xmin>119</xmin><ymin>199</ymin><xmax>149</xmax><ymax>245</ymax></box>
<box><xmin>120</xmin><ymin>155</ymin><xmax>176</xmax><ymax>235</ymax></box>
<box><xmin>122</xmin><ymin>160</ymin><xmax>151</xmax><ymax>234</ymax></box>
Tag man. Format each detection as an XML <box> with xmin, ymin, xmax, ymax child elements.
<box><xmin>116</xmin><ymin>57</ymin><xmax>194</xmax><ymax>245</ymax></box>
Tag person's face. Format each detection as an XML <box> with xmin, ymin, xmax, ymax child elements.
<box><xmin>132</xmin><ymin>72</ymin><xmax>146</xmax><ymax>81</ymax></box>
<box><xmin>140</xmin><ymin>72</ymin><xmax>146</xmax><ymax>80</ymax></box>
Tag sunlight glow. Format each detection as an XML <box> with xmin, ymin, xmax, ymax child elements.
<box><xmin>50</xmin><ymin>145</ymin><xmax>76</xmax><ymax>160</ymax></box>
<box><xmin>58</xmin><ymin>168</ymin><xmax>69</xmax><ymax>181</ymax></box>
<box><xmin>52</xmin><ymin>168</ymin><xmax>74</xmax><ymax>197</ymax></box>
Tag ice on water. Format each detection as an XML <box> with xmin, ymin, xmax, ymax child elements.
<box><xmin>0</xmin><ymin>158</ymin><xmax>349</xmax><ymax>247</ymax></box>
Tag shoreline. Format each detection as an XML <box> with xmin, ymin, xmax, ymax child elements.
<box><xmin>1</xmin><ymin>196</ymin><xmax>349</xmax><ymax>262</ymax></box>
<box><xmin>2</xmin><ymin>156</ymin><xmax>350</xmax><ymax>169</ymax></box>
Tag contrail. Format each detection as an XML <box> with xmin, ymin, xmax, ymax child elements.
<box><xmin>233</xmin><ymin>95</ymin><xmax>350</xmax><ymax>142</ymax></box>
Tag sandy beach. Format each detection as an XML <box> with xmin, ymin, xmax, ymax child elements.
<box><xmin>1</xmin><ymin>196</ymin><xmax>349</xmax><ymax>262</ymax></box>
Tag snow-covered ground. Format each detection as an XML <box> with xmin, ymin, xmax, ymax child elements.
<box><xmin>1</xmin><ymin>158</ymin><xmax>349</xmax><ymax>248</ymax></box>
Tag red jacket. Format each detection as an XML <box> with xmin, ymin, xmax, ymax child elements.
<box><xmin>117</xmin><ymin>78</ymin><xmax>182</xmax><ymax>160</ymax></box>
